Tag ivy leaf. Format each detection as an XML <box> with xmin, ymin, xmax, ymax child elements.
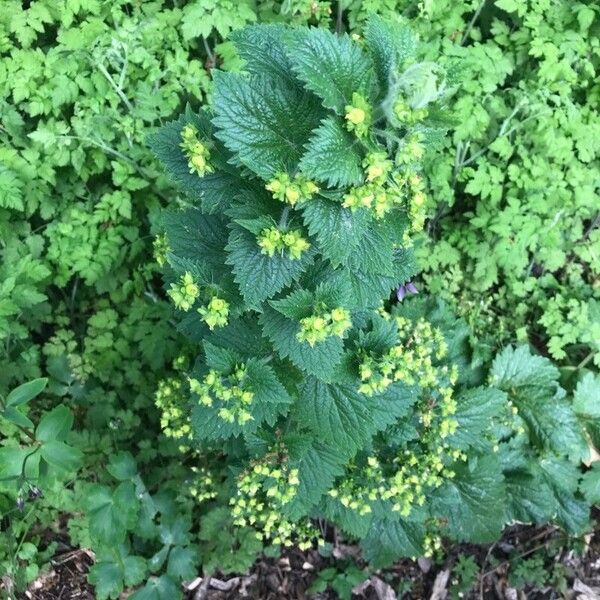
<box><xmin>226</xmin><ymin>226</ymin><xmax>313</xmax><ymax>308</ymax></box>
<box><xmin>212</xmin><ymin>70</ymin><xmax>323</xmax><ymax>179</ymax></box>
<box><xmin>448</xmin><ymin>387</ymin><xmax>507</xmax><ymax>450</ymax></box>
<box><xmin>433</xmin><ymin>455</ymin><xmax>506</xmax><ymax>543</ymax></box>
<box><xmin>260</xmin><ymin>307</ymin><xmax>344</xmax><ymax>381</ymax></box>
<box><xmin>361</xmin><ymin>516</ymin><xmax>425</xmax><ymax>567</ymax></box>
<box><xmin>299</xmin><ymin>117</ymin><xmax>364</xmax><ymax>188</ymax></box>
<box><xmin>286</xmin><ymin>28</ymin><xmax>376</xmax><ymax>113</ymax></box>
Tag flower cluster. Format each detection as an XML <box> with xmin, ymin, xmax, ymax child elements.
<box><xmin>231</xmin><ymin>458</ymin><xmax>317</xmax><ymax>550</ymax></box>
<box><xmin>153</xmin><ymin>233</ymin><xmax>170</xmax><ymax>267</ymax></box>
<box><xmin>363</xmin><ymin>151</ymin><xmax>393</xmax><ymax>183</ymax></box>
<box><xmin>297</xmin><ymin>307</ymin><xmax>352</xmax><ymax>346</ymax></box>
<box><xmin>167</xmin><ymin>272</ymin><xmax>199</xmax><ymax>311</ymax></box>
<box><xmin>396</xmin><ymin>133</ymin><xmax>425</xmax><ymax>165</ymax></box>
<box><xmin>266</xmin><ymin>172</ymin><xmax>319</xmax><ymax>206</ymax></box>
<box><xmin>358</xmin><ymin>316</ymin><xmax>449</xmax><ymax>396</ymax></box>
<box><xmin>345</xmin><ymin>92</ymin><xmax>372</xmax><ymax>138</ymax></box>
<box><xmin>257</xmin><ymin>226</ymin><xmax>310</xmax><ymax>260</ymax></box>
<box><xmin>198</xmin><ymin>296</ymin><xmax>230</xmax><ymax>330</ymax></box>
<box><xmin>180</xmin><ymin>123</ymin><xmax>213</xmax><ymax>176</ymax></box>
<box><xmin>155</xmin><ymin>377</ymin><xmax>192</xmax><ymax>442</ymax></box>
<box><xmin>393</xmin><ymin>97</ymin><xmax>429</xmax><ymax>125</ymax></box>
<box><xmin>189</xmin><ymin>365</ymin><xmax>254</xmax><ymax>425</ymax></box>
<box><xmin>189</xmin><ymin>465</ymin><xmax>219</xmax><ymax>504</ymax></box>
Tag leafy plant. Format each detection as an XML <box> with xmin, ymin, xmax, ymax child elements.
<box><xmin>151</xmin><ymin>18</ymin><xmax>598</xmax><ymax>569</ymax></box>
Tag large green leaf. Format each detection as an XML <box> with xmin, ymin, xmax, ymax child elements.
<box><xmin>433</xmin><ymin>455</ymin><xmax>506</xmax><ymax>543</ymax></box>
<box><xmin>301</xmin><ymin>198</ymin><xmax>370</xmax><ymax>266</ymax></box>
<box><xmin>573</xmin><ymin>372</ymin><xmax>600</xmax><ymax>418</ymax></box>
<box><xmin>361</xmin><ymin>516</ymin><xmax>425</xmax><ymax>567</ymax></box>
<box><xmin>449</xmin><ymin>387</ymin><xmax>506</xmax><ymax>450</ymax></box>
<box><xmin>260</xmin><ymin>306</ymin><xmax>345</xmax><ymax>381</ymax></box>
<box><xmin>6</xmin><ymin>377</ymin><xmax>47</xmax><ymax>408</ymax></box>
<box><xmin>490</xmin><ymin>345</ymin><xmax>559</xmax><ymax>390</ymax></box>
<box><xmin>226</xmin><ymin>226</ymin><xmax>313</xmax><ymax>308</ymax></box>
<box><xmin>504</xmin><ymin>471</ymin><xmax>556</xmax><ymax>524</ymax></box>
<box><xmin>286</xmin><ymin>28</ymin><xmax>376</xmax><ymax>113</ymax></box>
<box><xmin>299</xmin><ymin>117</ymin><xmax>364</xmax><ymax>187</ymax></box>
<box><xmin>212</xmin><ymin>70</ymin><xmax>323</xmax><ymax>179</ymax></box>
<box><xmin>298</xmin><ymin>378</ymin><xmax>375</xmax><ymax>457</ymax></box>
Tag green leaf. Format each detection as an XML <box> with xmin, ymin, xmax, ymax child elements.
<box><xmin>260</xmin><ymin>307</ymin><xmax>344</xmax><ymax>381</ymax></box>
<box><xmin>301</xmin><ymin>198</ymin><xmax>370</xmax><ymax>266</ymax></box>
<box><xmin>299</xmin><ymin>117</ymin><xmax>364</xmax><ymax>188</ymax></box>
<box><xmin>107</xmin><ymin>452</ymin><xmax>137</xmax><ymax>481</ymax></box>
<box><xmin>504</xmin><ymin>471</ymin><xmax>556</xmax><ymax>524</ymax></box>
<box><xmin>495</xmin><ymin>0</ymin><xmax>518</xmax><ymax>12</ymax></box>
<box><xmin>284</xmin><ymin>436</ymin><xmax>346</xmax><ymax>519</ymax></box>
<box><xmin>449</xmin><ymin>387</ymin><xmax>507</xmax><ymax>450</ymax></box>
<box><xmin>40</xmin><ymin>440</ymin><xmax>82</xmax><ymax>472</ymax></box>
<box><xmin>167</xmin><ymin>546</ymin><xmax>198</xmax><ymax>581</ymax></box>
<box><xmin>364</xmin><ymin>16</ymin><xmax>417</xmax><ymax>93</ymax></box>
<box><xmin>129</xmin><ymin>576</ymin><xmax>181</xmax><ymax>600</ymax></box>
<box><xmin>2</xmin><ymin>407</ymin><xmax>34</xmax><ymax>429</ymax></box>
<box><xmin>299</xmin><ymin>378</ymin><xmax>374</xmax><ymax>457</ymax></box>
<box><xmin>361</xmin><ymin>516</ymin><xmax>425</xmax><ymax>567</ymax></box>
<box><xmin>490</xmin><ymin>345</ymin><xmax>559</xmax><ymax>390</ymax></box>
<box><xmin>88</xmin><ymin>562</ymin><xmax>123</xmax><ymax>600</ymax></box>
<box><xmin>538</xmin><ymin>457</ymin><xmax>590</xmax><ymax>534</ymax></box>
<box><xmin>6</xmin><ymin>378</ymin><xmax>47</xmax><ymax>407</ymax></box>
<box><xmin>580</xmin><ymin>463</ymin><xmax>600</xmax><ymax>504</ymax></box>
<box><xmin>191</xmin><ymin>359</ymin><xmax>291</xmax><ymax>441</ymax></box>
<box><xmin>226</xmin><ymin>226</ymin><xmax>313</xmax><ymax>308</ymax></box>
<box><xmin>36</xmin><ymin>404</ymin><xmax>73</xmax><ymax>442</ymax></box>
<box><xmin>85</xmin><ymin>482</ymin><xmax>139</xmax><ymax>546</ymax></box>
<box><xmin>433</xmin><ymin>455</ymin><xmax>506</xmax><ymax>543</ymax></box>
<box><xmin>212</xmin><ymin>70</ymin><xmax>323</xmax><ymax>179</ymax></box>
<box><xmin>573</xmin><ymin>373</ymin><xmax>600</xmax><ymax>418</ymax></box>
<box><xmin>287</xmin><ymin>28</ymin><xmax>375</xmax><ymax>113</ymax></box>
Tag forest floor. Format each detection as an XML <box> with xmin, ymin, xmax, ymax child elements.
<box><xmin>22</xmin><ymin>518</ymin><xmax>600</xmax><ymax>600</ymax></box>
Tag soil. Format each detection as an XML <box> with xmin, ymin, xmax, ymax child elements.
<box><xmin>19</xmin><ymin>518</ymin><xmax>600</xmax><ymax>600</ymax></box>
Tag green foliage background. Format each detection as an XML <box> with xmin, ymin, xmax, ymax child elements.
<box><xmin>0</xmin><ymin>0</ymin><xmax>598</xmax><ymax>598</ymax></box>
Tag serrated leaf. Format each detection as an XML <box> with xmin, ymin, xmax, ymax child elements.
<box><xmin>287</xmin><ymin>28</ymin><xmax>376</xmax><ymax>113</ymax></box>
<box><xmin>260</xmin><ymin>307</ymin><xmax>344</xmax><ymax>381</ymax></box>
<box><xmin>226</xmin><ymin>226</ymin><xmax>313</xmax><ymax>308</ymax></box>
<box><xmin>299</xmin><ymin>117</ymin><xmax>364</xmax><ymax>188</ymax></box>
<box><xmin>167</xmin><ymin>545</ymin><xmax>198</xmax><ymax>581</ymax></box>
<box><xmin>323</xmin><ymin>496</ymin><xmax>373</xmax><ymax>538</ymax></box>
<box><xmin>212</xmin><ymin>70</ymin><xmax>323</xmax><ymax>179</ymax></box>
<box><xmin>580</xmin><ymin>463</ymin><xmax>600</xmax><ymax>504</ymax></box>
<box><xmin>88</xmin><ymin>562</ymin><xmax>123</xmax><ymax>600</ymax></box>
<box><xmin>301</xmin><ymin>198</ymin><xmax>370</xmax><ymax>266</ymax></box>
<box><xmin>573</xmin><ymin>372</ymin><xmax>600</xmax><ymax>418</ymax></box>
<box><xmin>284</xmin><ymin>436</ymin><xmax>346</xmax><ymax>519</ymax></box>
<box><xmin>364</xmin><ymin>16</ymin><xmax>417</xmax><ymax>93</ymax></box>
<box><xmin>490</xmin><ymin>345</ymin><xmax>559</xmax><ymax>390</ymax></box>
<box><xmin>504</xmin><ymin>471</ymin><xmax>556</xmax><ymax>524</ymax></box>
<box><xmin>433</xmin><ymin>455</ymin><xmax>505</xmax><ymax>543</ymax></box>
<box><xmin>538</xmin><ymin>457</ymin><xmax>590</xmax><ymax>534</ymax></box>
<box><xmin>191</xmin><ymin>359</ymin><xmax>291</xmax><ymax>441</ymax></box>
<box><xmin>449</xmin><ymin>387</ymin><xmax>506</xmax><ymax>450</ymax></box>
<box><xmin>299</xmin><ymin>378</ymin><xmax>375</xmax><ymax>457</ymax></box>
<box><xmin>148</xmin><ymin>110</ymin><xmax>239</xmax><ymax>214</ymax></box>
<box><xmin>361</xmin><ymin>516</ymin><xmax>425</xmax><ymax>567</ymax></box>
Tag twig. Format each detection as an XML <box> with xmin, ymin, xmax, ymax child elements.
<box><xmin>461</xmin><ymin>0</ymin><xmax>486</xmax><ymax>45</ymax></box>
<box><xmin>193</xmin><ymin>575</ymin><xmax>212</xmax><ymax>600</ymax></box>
